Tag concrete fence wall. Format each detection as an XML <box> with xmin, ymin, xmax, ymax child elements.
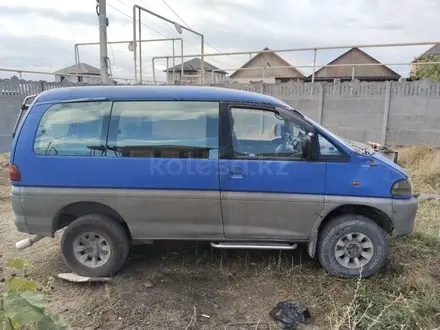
<box><xmin>1</xmin><ymin>77</ymin><xmax>440</xmax><ymax>153</ymax></box>
<box><xmin>214</xmin><ymin>80</ymin><xmax>440</xmax><ymax>147</ymax></box>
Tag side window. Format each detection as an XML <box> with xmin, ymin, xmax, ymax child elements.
<box><xmin>34</xmin><ymin>102</ymin><xmax>111</xmax><ymax>156</ymax></box>
<box><xmin>229</xmin><ymin>107</ymin><xmax>308</xmax><ymax>159</ymax></box>
<box><xmin>318</xmin><ymin>134</ymin><xmax>344</xmax><ymax>158</ymax></box>
<box><xmin>108</xmin><ymin>101</ymin><xmax>219</xmax><ymax>159</ymax></box>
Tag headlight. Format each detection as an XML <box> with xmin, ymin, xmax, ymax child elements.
<box><xmin>391</xmin><ymin>179</ymin><xmax>412</xmax><ymax>196</ymax></box>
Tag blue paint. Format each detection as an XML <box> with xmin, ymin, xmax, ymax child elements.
<box><xmin>11</xmin><ymin>86</ymin><xmax>411</xmax><ymax>201</ymax></box>
<box><xmin>219</xmin><ymin>159</ymin><xmax>326</xmax><ymax>194</ymax></box>
<box><xmin>36</xmin><ymin>85</ymin><xmax>286</xmax><ymax>105</ymax></box>
<box><xmin>326</xmin><ymin>153</ymin><xmax>406</xmax><ymax>198</ymax></box>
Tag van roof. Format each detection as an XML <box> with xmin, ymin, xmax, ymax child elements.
<box><xmin>36</xmin><ymin>85</ymin><xmax>285</xmax><ymax>106</ymax></box>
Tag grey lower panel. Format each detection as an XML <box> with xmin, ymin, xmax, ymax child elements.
<box><xmin>221</xmin><ymin>192</ymin><xmax>324</xmax><ymax>240</ymax></box>
<box><xmin>392</xmin><ymin>197</ymin><xmax>417</xmax><ymax>236</ymax></box>
<box><xmin>14</xmin><ymin>186</ymin><xmax>409</xmax><ymax>244</ymax></box>
<box><xmin>11</xmin><ymin>187</ymin><xmax>31</xmax><ymax>234</ymax></box>
<box><xmin>16</xmin><ymin>187</ymin><xmax>223</xmax><ymax>239</ymax></box>
<box><xmin>307</xmin><ymin>195</ymin><xmax>395</xmax><ymax>258</ymax></box>
<box><xmin>310</xmin><ymin>195</ymin><xmax>394</xmax><ymax>237</ymax></box>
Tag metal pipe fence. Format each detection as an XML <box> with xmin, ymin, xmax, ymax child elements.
<box><xmin>151</xmin><ymin>41</ymin><xmax>440</xmax><ymax>84</ymax></box>
<box><xmin>133</xmin><ymin>4</ymin><xmax>204</xmax><ymax>84</ymax></box>
<box><xmin>210</xmin><ymin>62</ymin><xmax>440</xmax><ymax>83</ymax></box>
<box><xmin>74</xmin><ymin>38</ymin><xmax>184</xmax><ymax>84</ymax></box>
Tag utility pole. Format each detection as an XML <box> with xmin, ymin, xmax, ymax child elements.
<box><xmin>97</xmin><ymin>0</ymin><xmax>111</xmax><ymax>84</ymax></box>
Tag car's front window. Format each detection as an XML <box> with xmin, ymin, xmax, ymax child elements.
<box><xmin>277</xmin><ymin>104</ymin><xmax>369</xmax><ymax>155</ymax></box>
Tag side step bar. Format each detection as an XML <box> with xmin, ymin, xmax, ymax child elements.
<box><xmin>210</xmin><ymin>242</ymin><xmax>297</xmax><ymax>250</ymax></box>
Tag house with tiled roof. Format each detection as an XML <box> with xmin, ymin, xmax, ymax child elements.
<box><xmin>164</xmin><ymin>58</ymin><xmax>227</xmax><ymax>84</ymax></box>
<box><xmin>229</xmin><ymin>47</ymin><xmax>305</xmax><ymax>83</ymax></box>
<box><xmin>411</xmin><ymin>44</ymin><xmax>440</xmax><ymax>74</ymax></box>
<box><xmin>310</xmin><ymin>48</ymin><xmax>401</xmax><ymax>82</ymax></box>
<box><xmin>54</xmin><ymin>63</ymin><xmax>101</xmax><ymax>84</ymax></box>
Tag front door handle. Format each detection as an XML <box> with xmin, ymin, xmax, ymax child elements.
<box><xmin>229</xmin><ymin>167</ymin><xmax>244</xmax><ymax>179</ymax></box>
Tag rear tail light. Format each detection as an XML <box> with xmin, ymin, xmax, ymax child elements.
<box><xmin>9</xmin><ymin>164</ymin><xmax>21</xmax><ymax>181</ymax></box>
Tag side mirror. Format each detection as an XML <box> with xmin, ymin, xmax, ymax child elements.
<box><xmin>274</xmin><ymin>124</ymin><xmax>284</xmax><ymax>137</ymax></box>
<box><xmin>302</xmin><ymin>133</ymin><xmax>313</xmax><ymax>159</ymax></box>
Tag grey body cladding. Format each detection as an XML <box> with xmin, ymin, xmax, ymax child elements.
<box><xmin>13</xmin><ymin>186</ymin><xmax>415</xmax><ymax>241</ymax></box>
<box><xmin>14</xmin><ymin>186</ymin><xmax>223</xmax><ymax>239</ymax></box>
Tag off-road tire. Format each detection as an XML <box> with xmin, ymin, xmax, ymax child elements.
<box><xmin>61</xmin><ymin>214</ymin><xmax>130</xmax><ymax>277</ymax></box>
<box><xmin>317</xmin><ymin>214</ymin><xmax>388</xmax><ymax>278</ymax></box>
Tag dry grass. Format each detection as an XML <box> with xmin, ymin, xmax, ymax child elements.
<box><xmin>0</xmin><ymin>148</ymin><xmax>439</xmax><ymax>330</ymax></box>
<box><xmin>396</xmin><ymin>146</ymin><xmax>440</xmax><ymax>194</ymax></box>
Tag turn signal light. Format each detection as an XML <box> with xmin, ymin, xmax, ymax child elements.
<box><xmin>9</xmin><ymin>164</ymin><xmax>21</xmax><ymax>181</ymax></box>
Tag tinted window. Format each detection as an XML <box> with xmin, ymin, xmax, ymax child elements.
<box><xmin>230</xmin><ymin>107</ymin><xmax>308</xmax><ymax>159</ymax></box>
<box><xmin>108</xmin><ymin>101</ymin><xmax>219</xmax><ymax>159</ymax></box>
<box><xmin>34</xmin><ymin>102</ymin><xmax>111</xmax><ymax>156</ymax></box>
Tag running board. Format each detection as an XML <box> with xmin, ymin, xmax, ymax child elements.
<box><xmin>210</xmin><ymin>242</ymin><xmax>298</xmax><ymax>250</ymax></box>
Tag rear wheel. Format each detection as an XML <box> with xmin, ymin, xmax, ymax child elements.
<box><xmin>61</xmin><ymin>214</ymin><xmax>130</xmax><ymax>277</ymax></box>
<box><xmin>317</xmin><ymin>214</ymin><xmax>388</xmax><ymax>278</ymax></box>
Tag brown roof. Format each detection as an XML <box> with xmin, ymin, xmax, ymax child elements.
<box><xmin>413</xmin><ymin>44</ymin><xmax>440</xmax><ymax>62</ymax></box>
<box><xmin>55</xmin><ymin>63</ymin><xmax>101</xmax><ymax>75</ymax></box>
<box><xmin>310</xmin><ymin>48</ymin><xmax>401</xmax><ymax>81</ymax></box>
<box><xmin>229</xmin><ymin>47</ymin><xmax>305</xmax><ymax>79</ymax></box>
<box><xmin>164</xmin><ymin>58</ymin><xmax>226</xmax><ymax>74</ymax></box>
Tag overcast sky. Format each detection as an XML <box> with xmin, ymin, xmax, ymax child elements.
<box><xmin>0</xmin><ymin>0</ymin><xmax>439</xmax><ymax>81</ymax></box>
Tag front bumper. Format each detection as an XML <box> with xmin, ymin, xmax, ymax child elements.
<box><xmin>392</xmin><ymin>196</ymin><xmax>418</xmax><ymax>237</ymax></box>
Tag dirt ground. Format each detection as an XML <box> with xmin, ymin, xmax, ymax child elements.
<box><xmin>1</xmin><ymin>152</ymin><xmax>440</xmax><ymax>330</ymax></box>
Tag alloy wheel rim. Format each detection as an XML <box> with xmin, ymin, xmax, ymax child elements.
<box><xmin>334</xmin><ymin>232</ymin><xmax>374</xmax><ymax>269</ymax></box>
<box><xmin>73</xmin><ymin>232</ymin><xmax>111</xmax><ymax>268</ymax></box>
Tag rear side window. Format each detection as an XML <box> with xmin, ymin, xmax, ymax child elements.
<box><xmin>34</xmin><ymin>102</ymin><xmax>111</xmax><ymax>156</ymax></box>
<box><xmin>108</xmin><ymin>101</ymin><xmax>219</xmax><ymax>159</ymax></box>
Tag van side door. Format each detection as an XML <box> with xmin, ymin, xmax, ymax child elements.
<box><xmin>106</xmin><ymin>100</ymin><xmax>223</xmax><ymax>239</ymax></box>
<box><xmin>219</xmin><ymin>103</ymin><xmax>326</xmax><ymax>240</ymax></box>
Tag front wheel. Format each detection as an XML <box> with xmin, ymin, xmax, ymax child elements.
<box><xmin>317</xmin><ymin>214</ymin><xmax>388</xmax><ymax>278</ymax></box>
<box><xmin>61</xmin><ymin>214</ymin><xmax>130</xmax><ymax>277</ymax></box>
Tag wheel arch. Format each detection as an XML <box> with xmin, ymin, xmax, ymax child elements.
<box><xmin>53</xmin><ymin>201</ymin><xmax>132</xmax><ymax>240</ymax></box>
<box><xmin>307</xmin><ymin>203</ymin><xmax>393</xmax><ymax>259</ymax></box>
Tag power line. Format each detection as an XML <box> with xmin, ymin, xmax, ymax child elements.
<box><xmin>107</xmin><ymin>0</ymin><xmax>228</xmax><ymax>66</ymax></box>
<box><xmin>118</xmin><ymin>0</ymin><xmax>178</xmax><ymax>36</ymax></box>
<box><xmin>162</xmin><ymin>0</ymin><xmax>234</xmax><ymax>61</ymax></box>
<box><xmin>110</xmin><ymin>0</ymin><xmax>208</xmax><ymax>56</ymax></box>
<box><xmin>138</xmin><ymin>0</ymin><xmax>177</xmax><ymax>35</ymax></box>
<box><xmin>109</xmin><ymin>1</ymin><xmax>172</xmax><ymax>39</ymax></box>
<box><xmin>162</xmin><ymin>0</ymin><xmax>190</xmax><ymax>29</ymax></box>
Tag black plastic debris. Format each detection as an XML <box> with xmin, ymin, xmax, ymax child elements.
<box><xmin>269</xmin><ymin>300</ymin><xmax>311</xmax><ymax>330</ymax></box>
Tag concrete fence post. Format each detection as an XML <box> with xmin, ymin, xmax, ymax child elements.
<box><xmin>318</xmin><ymin>83</ymin><xmax>325</xmax><ymax>124</ymax></box>
<box><xmin>381</xmin><ymin>81</ymin><xmax>392</xmax><ymax>145</ymax></box>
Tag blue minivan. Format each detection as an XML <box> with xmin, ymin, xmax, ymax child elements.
<box><xmin>10</xmin><ymin>86</ymin><xmax>417</xmax><ymax>278</ymax></box>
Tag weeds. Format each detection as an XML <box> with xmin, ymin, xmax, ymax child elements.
<box><xmin>397</xmin><ymin>146</ymin><xmax>440</xmax><ymax>193</ymax></box>
<box><xmin>0</xmin><ymin>258</ymin><xmax>70</xmax><ymax>330</ymax></box>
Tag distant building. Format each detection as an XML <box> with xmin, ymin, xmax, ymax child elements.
<box><xmin>164</xmin><ymin>58</ymin><xmax>227</xmax><ymax>84</ymax></box>
<box><xmin>311</xmin><ymin>48</ymin><xmax>401</xmax><ymax>82</ymax></box>
<box><xmin>54</xmin><ymin>63</ymin><xmax>101</xmax><ymax>84</ymax></box>
<box><xmin>229</xmin><ymin>47</ymin><xmax>305</xmax><ymax>83</ymax></box>
<box><xmin>411</xmin><ymin>44</ymin><xmax>440</xmax><ymax>74</ymax></box>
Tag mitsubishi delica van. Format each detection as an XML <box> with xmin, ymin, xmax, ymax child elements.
<box><xmin>9</xmin><ymin>86</ymin><xmax>418</xmax><ymax>278</ymax></box>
